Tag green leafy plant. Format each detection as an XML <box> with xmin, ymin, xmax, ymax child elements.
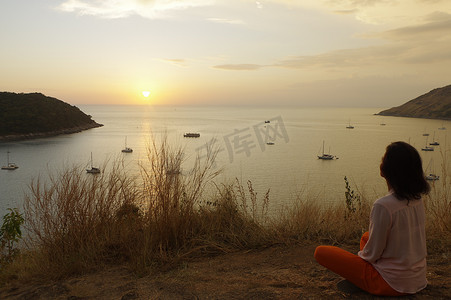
<box><xmin>344</xmin><ymin>176</ymin><xmax>361</xmax><ymax>218</ymax></box>
<box><xmin>0</xmin><ymin>208</ymin><xmax>24</xmax><ymax>263</ymax></box>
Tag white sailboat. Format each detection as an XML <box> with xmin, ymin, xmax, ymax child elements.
<box><xmin>121</xmin><ymin>137</ymin><xmax>133</xmax><ymax>153</ymax></box>
<box><xmin>1</xmin><ymin>151</ymin><xmax>19</xmax><ymax>170</ymax></box>
<box><xmin>318</xmin><ymin>141</ymin><xmax>336</xmax><ymax>160</ymax></box>
<box><xmin>429</xmin><ymin>131</ymin><xmax>439</xmax><ymax>146</ymax></box>
<box><xmin>425</xmin><ymin>159</ymin><xmax>439</xmax><ymax>181</ymax></box>
<box><xmin>86</xmin><ymin>152</ymin><xmax>100</xmax><ymax>174</ymax></box>
<box><xmin>421</xmin><ymin>136</ymin><xmax>434</xmax><ymax>151</ymax></box>
<box><xmin>422</xmin><ymin>127</ymin><xmax>429</xmax><ymax>136</ymax></box>
<box><xmin>346</xmin><ymin>119</ymin><xmax>354</xmax><ymax>129</ymax></box>
<box><xmin>426</xmin><ymin>173</ymin><xmax>440</xmax><ymax>181</ymax></box>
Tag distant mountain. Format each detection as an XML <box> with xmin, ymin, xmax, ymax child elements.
<box><xmin>377</xmin><ymin>85</ymin><xmax>451</xmax><ymax>120</ymax></box>
<box><xmin>0</xmin><ymin>92</ymin><xmax>103</xmax><ymax>142</ymax></box>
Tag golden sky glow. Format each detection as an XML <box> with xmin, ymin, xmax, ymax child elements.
<box><xmin>1</xmin><ymin>1</ymin><xmax>451</xmax><ymax>107</ymax></box>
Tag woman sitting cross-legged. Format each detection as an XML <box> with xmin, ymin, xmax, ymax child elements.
<box><xmin>314</xmin><ymin>141</ymin><xmax>430</xmax><ymax>296</ymax></box>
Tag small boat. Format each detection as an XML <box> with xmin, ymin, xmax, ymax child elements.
<box><xmin>429</xmin><ymin>132</ymin><xmax>439</xmax><ymax>146</ymax></box>
<box><xmin>266</xmin><ymin>142</ymin><xmax>275</xmax><ymax>145</ymax></box>
<box><xmin>426</xmin><ymin>174</ymin><xmax>440</xmax><ymax>181</ymax></box>
<box><xmin>421</xmin><ymin>136</ymin><xmax>434</xmax><ymax>151</ymax></box>
<box><xmin>121</xmin><ymin>137</ymin><xmax>133</xmax><ymax>153</ymax></box>
<box><xmin>87</xmin><ymin>166</ymin><xmax>101</xmax><ymax>174</ymax></box>
<box><xmin>318</xmin><ymin>141</ymin><xmax>336</xmax><ymax>160</ymax></box>
<box><xmin>264</xmin><ymin>120</ymin><xmax>270</xmax><ymax>124</ymax></box>
<box><xmin>346</xmin><ymin>119</ymin><xmax>354</xmax><ymax>129</ymax></box>
<box><xmin>422</xmin><ymin>127</ymin><xmax>429</xmax><ymax>136</ymax></box>
<box><xmin>86</xmin><ymin>152</ymin><xmax>100</xmax><ymax>174</ymax></box>
<box><xmin>438</xmin><ymin>122</ymin><xmax>446</xmax><ymax>130</ymax></box>
<box><xmin>421</xmin><ymin>146</ymin><xmax>434</xmax><ymax>151</ymax></box>
<box><xmin>380</xmin><ymin>123</ymin><xmax>386</xmax><ymax>126</ymax></box>
<box><xmin>1</xmin><ymin>151</ymin><xmax>19</xmax><ymax>170</ymax></box>
<box><xmin>184</xmin><ymin>133</ymin><xmax>200</xmax><ymax>138</ymax></box>
<box><xmin>425</xmin><ymin>159</ymin><xmax>439</xmax><ymax>181</ymax></box>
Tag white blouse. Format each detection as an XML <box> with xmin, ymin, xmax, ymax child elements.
<box><xmin>358</xmin><ymin>192</ymin><xmax>427</xmax><ymax>294</ymax></box>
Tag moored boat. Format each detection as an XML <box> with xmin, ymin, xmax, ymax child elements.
<box><xmin>1</xmin><ymin>151</ymin><xmax>18</xmax><ymax>170</ymax></box>
<box><xmin>184</xmin><ymin>133</ymin><xmax>200</xmax><ymax>138</ymax></box>
<box><xmin>121</xmin><ymin>137</ymin><xmax>133</xmax><ymax>153</ymax></box>
<box><xmin>86</xmin><ymin>152</ymin><xmax>100</xmax><ymax>174</ymax></box>
<box><xmin>318</xmin><ymin>141</ymin><xmax>337</xmax><ymax>160</ymax></box>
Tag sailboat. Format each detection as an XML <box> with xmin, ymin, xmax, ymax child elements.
<box><xmin>318</xmin><ymin>141</ymin><xmax>336</xmax><ymax>160</ymax></box>
<box><xmin>429</xmin><ymin>132</ymin><xmax>439</xmax><ymax>146</ymax></box>
<box><xmin>121</xmin><ymin>137</ymin><xmax>133</xmax><ymax>153</ymax></box>
<box><xmin>422</xmin><ymin>127</ymin><xmax>429</xmax><ymax>136</ymax></box>
<box><xmin>346</xmin><ymin>119</ymin><xmax>354</xmax><ymax>129</ymax></box>
<box><xmin>426</xmin><ymin>173</ymin><xmax>440</xmax><ymax>181</ymax></box>
<box><xmin>425</xmin><ymin>159</ymin><xmax>439</xmax><ymax>181</ymax></box>
<box><xmin>421</xmin><ymin>136</ymin><xmax>434</xmax><ymax>151</ymax></box>
<box><xmin>86</xmin><ymin>152</ymin><xmax>100</xmax><ymax>174</ymax></box>
<box><xmin>1</xmin><ymin>150</ymin><xmax>19</xmax><ymax>170</ymax></box>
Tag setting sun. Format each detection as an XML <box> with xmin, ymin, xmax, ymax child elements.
<box><xmin>142</xmin><ymin>91</ymin><xmax>150</xmax><ymax>98</ymax></box>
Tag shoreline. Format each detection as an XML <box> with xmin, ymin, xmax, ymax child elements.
<box><xmin>374</xmin><ymin>113</ymin><xmax>451</xmax><ymax>121</ymax></box>
<box><xmin>0</xmin><ymin>122</ymin><xmax>103</xmax><ymax>143</ymax></box>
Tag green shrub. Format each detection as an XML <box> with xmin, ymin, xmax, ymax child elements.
<box><xmin>0</xmin><ymin>208</ymin><xmax>24</xmax><ymax>264</ymax></box>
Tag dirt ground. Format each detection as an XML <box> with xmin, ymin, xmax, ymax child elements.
<box><xmin>0</xmin><ymin>243</ymin><xmax>449</xmax><ymax>299</ymax></box>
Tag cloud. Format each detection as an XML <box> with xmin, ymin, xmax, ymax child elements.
<box><xmin>373</xmin><ymin>14</ymin><xmax>451</xmax><ymax>41</ymax></box>
<box><xmin>57</xmin><ymin>0</ymin><xmax>214</xmax><ymax>19</ymax></box>
<box><xmin>212</xmin><ymin>10</ymin><xmax>451</xmax><ymax>76</ymax></box>
<box><xmin>273</xmin><ymin>11</ymin><xmax>451</xmax><ymax>70</ymax></box>
<box><xmin>213</xmin><ymin>64</ymin><xmax>263</xmax><ymax>70</ymax></box>
<box><xmin>162</xmin><ymin>58</ymin><xmax>187</xmax><ymax>67</ymax></box>
<box><xmin>297</xmin><ymin>0</ymin><xmax>451</xmax><ymax>26</ymax></box>
<box><xmin>332</xmin><ymin>9</ymin><xmax>358</xmax><ymax>15</ymax></box>
<box><xmin>207</xmin><ymin>18</ymin><xmax>245</xmax><ymax>25</ymax></box>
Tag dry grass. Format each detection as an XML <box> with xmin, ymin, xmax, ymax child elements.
<box><xmin>1</xmin><ymin>138</ymin><xmax>449</xmax><ymax>283</ymax></box>
<box><xmin>423</xmin><ymin>146</ymin><xmax>451</xmax><ymax>253</ymax></box>
<box><xmin>273</xmin><ymin>196</ymin><xmax>371</xmax><ymax>246</ymax></box>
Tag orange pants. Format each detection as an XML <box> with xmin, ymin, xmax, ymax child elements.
<box><xmin>314</xmin><ymin>232</ymin><xmax>406</xmax><ymax>296</ymax></box>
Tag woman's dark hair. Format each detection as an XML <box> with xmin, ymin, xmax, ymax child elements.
<box><xmin>380</xmin><ymin>141</ymin><xmax>430</xmax><ymax>200</ymax></box>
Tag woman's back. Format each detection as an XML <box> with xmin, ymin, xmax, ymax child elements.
<box><xmin>359</xmin><ymin>193</ymin><xmax>427</xmax><ymax>293</ymax></box>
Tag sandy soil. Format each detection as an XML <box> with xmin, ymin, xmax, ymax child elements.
<box><xmin>0</xmin><ymin>243</ymin><xmax>449</xmax><ymax>299</ymax></box>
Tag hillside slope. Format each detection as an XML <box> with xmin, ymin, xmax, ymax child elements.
<box><xmin>0</xmin><ymin>92</ymin><xmax>102</xmax><ymax>141</ymax></box>
<box><xmin>377</xmin><ymin>85</ymin><xmax>451</xmax><ymax>120</ymax></box>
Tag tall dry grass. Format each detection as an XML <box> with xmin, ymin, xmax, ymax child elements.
<box><xmin>423</xmin><ymin>146</ymin><xmax>451</xmax><ymax>253</ymax></box>
<box><xmin>1</xmin><ymin>138</ymin><xmax>449</xmax><ymax>282</ymax></box>
<box><xmin>20</xmin><ymin>159</ymin><xmax>140</xmax><ymax>277</ymax></box>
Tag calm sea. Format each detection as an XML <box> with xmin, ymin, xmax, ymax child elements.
<box><xmin>1</xmin><ymin>105</ymin><xmax>449</xmax><ymax>217</ymax></box>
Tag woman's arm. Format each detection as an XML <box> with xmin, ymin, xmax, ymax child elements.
<box><xmin>358</xmin><ymin>203</ymin><xmax>391</xmax><ymax>263</ymax></box>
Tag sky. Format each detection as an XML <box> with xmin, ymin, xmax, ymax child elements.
<box><xmin>1</xmin><ymin>0</ymin><xmax>451</xmax><ymax>107</ymax></box>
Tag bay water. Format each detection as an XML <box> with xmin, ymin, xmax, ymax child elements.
<box><xmin>1</xmin><ymin>105</ymin><xmax>449</xmax><ymax>217</ymax></box>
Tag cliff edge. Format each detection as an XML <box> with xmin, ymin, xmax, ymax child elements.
<box><xmin>377</xmin><ymin>85</ymin><xmax>451</xmax><ymax>120</ymax></box>
<box><xmin>0</xmin><ymin>92</ymin><xmax>103</xmax><ymax>142</ymax></box>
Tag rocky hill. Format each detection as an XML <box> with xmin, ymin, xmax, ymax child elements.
<box><xmin>0</xmin><ymin>92</ymin><xmax>103</xmax><ymax>142</ymax></box>
<box><xmin>377</xmin><ymin>85</ymin><xmax>451</xmax><ymax>120</ymax></box>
